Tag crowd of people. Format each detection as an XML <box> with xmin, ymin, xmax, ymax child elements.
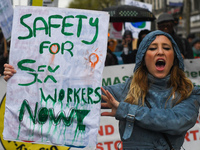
<box><xmin>105</xmin><ymin>13</ymin><xmax>200</xmax><ymax>67</ymax></box>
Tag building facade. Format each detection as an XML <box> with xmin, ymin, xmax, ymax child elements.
<box><xmin>133</xmin><ymin>0</ymin><xmax>200</xmax><ymax>38</ymax></box>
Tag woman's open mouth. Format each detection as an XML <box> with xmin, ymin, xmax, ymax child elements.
<box><xmin>155</xmin><ymin>59</ymin><xmax>166</xmax><ymax>71</ymax></box>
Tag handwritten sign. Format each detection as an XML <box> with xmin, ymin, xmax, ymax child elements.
<box><xmin>3</xmin><ymin>6</ymin><xmax>109</xmax><ymax>148</ymax></box>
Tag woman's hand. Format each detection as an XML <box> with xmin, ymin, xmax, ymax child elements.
<box><xmin>3</xmin><ymin>64</ymin><xmax>16</xmax><ymax>81</ymax></box>
<box><xmin>101</xmin><ymin>87</ymin><xmax>119</xmax><ymax>117</ymax></box>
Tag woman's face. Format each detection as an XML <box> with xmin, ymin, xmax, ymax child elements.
<box><xmin>144</xmin><ymin>35</ymin><xmax>174</xmax><ymax>78</ymax></box>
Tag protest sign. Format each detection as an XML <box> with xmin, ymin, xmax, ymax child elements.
<box><xmin>3</xmin><ymin>6</ymin><xmax>109</xmax><ymax>148</ymax></box>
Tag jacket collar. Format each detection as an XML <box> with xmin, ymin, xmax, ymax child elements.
<box><xmin>148</xmin><ymin>73</ymin><xmax>170</xmax><ymax>90</ymax></box>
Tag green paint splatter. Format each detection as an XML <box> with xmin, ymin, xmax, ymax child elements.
<box><xmin>17</xmin><ymin>123</ymin><xmax>21</xmax><ymax>140</ymax></box>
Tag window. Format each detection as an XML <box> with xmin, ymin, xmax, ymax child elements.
<box><xmin>193</xmin><ymin>0</ymin><xmax>200</xmax><ymax>11</ymax></box>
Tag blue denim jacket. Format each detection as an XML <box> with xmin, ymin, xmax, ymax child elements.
<box><xmin>103</xmin><ymin>74</ymin><xmax>200</xmax><ymax>150</ymax></box>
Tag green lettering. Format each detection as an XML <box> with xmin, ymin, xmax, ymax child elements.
<box><xmin>61</xmin><ymin>41</ymin><xmax>74</xmax><ymax>56</ymax></box>
<box><xmin>75</xmin><ymin>109</ymin><xmax>90</xmax><ymax>131</ymax></box>
<box><xmin>48</xmin><ymin>15</ymin><xmax>63</xmax><ymax>37</ymax></box>
<box><xmin>49</xmin><ymin>108</ymin><xmax>75</xmax><ymax>126</ymax></box>
<box><xmin>17</xmin><ymin>59</ymin><xmax>36</xmax><ymax>72</ymax></box>
<box><xmin>40</xmin><ymin>41</ymin><xmax>51</xmax><ymax>54</ymax></box>
<box><xmin>40</xmin><ymin>88</ymin><xmax>57</xmax><ymax>103</ymax></box>
<box><xmin>18</xmin><ymin>14</ymin><xmax>33</xmax><ymax>40</ymax></box>
<box><xmin>87</xmin><ymin>87</ymin><xmax>93</xmax><ymax>104</ymax></box>
<box><xmin>102</xmin><ymin>78</ymin><xmax>111</xmax><ymax>86</ymax></box>
<box><xmin>82</xmin><ymin>18</ymin><xmax>99</xmax><ymax>44</ymax></box>
<box><xmin>75</xmin><ymin>15</ymin><xmax>87</xmax><ymax>37</ymax></box>
<box><xmin>74</xmin><ymin>88</ymin><xmax>80</xmax><ymax>103</ymax></box>
<box><xmin>61</xmin><ymin>15</ymin><xmax>74</xmax><ymax>36</ymax></box>
<box><xmin>93</xmin><ymin>87</ymin><xmax>101</xmax><ymax>104</ymax></box>
<box><xmin>184</xmin><ymin>71</ymin><xmax>189</xmax><ymax>77</ymax></box>
<box><xmin>38</xmin><ymin>65</ymin><xmax>46</xmax><ymax>72</ymax></box>
<box><xmin>19</xmin><ymin>100</ymin><xmax>38</xmax><ymax>124</ymax></box>
<box><xmin>48</xmin><ymin>65</ymin><xmax>60</xmax><ymax>73</ymax></box>
<box><xmin>58</xmin><ymin>89</ymin><xmax>65</xmax><ymax>102</ymax></box>
<box><xmin>33</xmin><ymin>17</ymin><xmax>48</xmax><ymax>37</ymax></box>
<box><xmin>191</xmin><ymin>71</ymin><xmax>198</xmax><ymax>78</ymax></box>
<box><xmin>38</xmin><ymin>107</ymin><xmax>48</xmax><ymax>124</ymax></box>
<box><xmin>113</xmin><ymin>77</ymin><xmax>121</xmax><ymax>84</ymax></box>
<box><xmin>67</xmin><ymin>88</ymin><xmax>73</xmax><ymax>103</ymax></box>
<box><xmin>81</xmin><ymin>88</ymin><xmax>87</xmax><ymax>103</ymax></box>
<box><xmin>44</xmin><ymin>75</ymin><xmax>57</xmax><ymax>83</ymax></box>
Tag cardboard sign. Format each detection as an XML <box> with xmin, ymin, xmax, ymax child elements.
<box><xmin>3</xmin><ymin>6</ymin><xmax>109</xmax><ymax>148</ymax></box>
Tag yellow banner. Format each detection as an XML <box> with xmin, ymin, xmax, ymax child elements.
<box><xmin>32</xmin><ymin>0</ymin><xmax>43</xmax><ymax>6</ymax></box>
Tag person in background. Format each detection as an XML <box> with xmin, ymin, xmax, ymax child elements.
<box><xmin>191</xmin><ymin>37</ymin><xmax>200</xmax><ymax>58</ymax></box>
<box><xmin>101</xmin><ymin>30</ymin><xmax>200</xmax><ymax>149</ymax></box>
<box><xmin>157</xmin><ymin>12</ymin><xmax>194</xmax><ymax>59</ymax></box>
<box><xmin>120</xmin><ymin>30</ymin><xmax>134</xmax><ymax>54</ymax></box>
<box><xmin>136</xmin><ymin>29</ymin><xmax>151</xmax><ymax>49</ymax></box>
<box><xmin>107</xmin><ymin>39</ymin><xmax>117</xmax><ymax>52</ymax></box>
<box><xmin>105</xmin><ymin>42</ymin><xmax>118</xmax><ymax>66</ymax></box>
<box><xmin>115</xmin><ymin>39</ymin><xmax>123</xmax><ymax>52</ymax></box>
<box><xmin>0</xmin><ymin>32</ymin><xmax>9</xmax><ymax>76</ymax></box>
<box><xmin>121</xmin><ymin>29</ymin><xmax>151</xmax><ymax>64</ymax></box>
<box><xmin>187</xmin><ymin>33</ymin><xmax>196</xmax><ymax>45</ymax></box>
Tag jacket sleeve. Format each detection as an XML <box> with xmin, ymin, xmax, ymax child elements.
<box><xmin>116</xmin><ymin>93</ymin><xmax>200</xmax><ymax>136</ymax></box>
<box><xmin>102</xmin><ymin>78</ymin><xmax>131</xmax><ymax>103</ymax></box>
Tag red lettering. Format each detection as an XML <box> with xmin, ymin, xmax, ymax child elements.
<box><xmin>190</xmin><ymin>130</ymin><xmax>199</xmax><ymax>141</ymax></box>
<box><xmin>105</xmin><ymin>125</ymin><xmax>114</xmax><ymax>135</ymax></box>
<box><xmin>104</xmin><ymin>141</ymin><xmax>113</xmax><ymax>150</ymax></box>
<box><xmin>114</xmin><ymin>140</ymin><xmax>123</xmax><ymax>150</ymax></box>
<box><xmin>96</xmin><ymin>143</ymin><xmax>104</xmax><ymax>150</ymax></box>
<box><xmin>98</xmin><ymin>126</ymin><xmax>104</xmax><ymax>136</ymax></box>
<box><xmin>96</xmin><ymin>141</ymin><xmax>123</xmax><ymax>150</ymax></box>
<box><xmin>185</xmin><ymin>132</ymin><xmax>190</xmax><ymax>141</ymax></box>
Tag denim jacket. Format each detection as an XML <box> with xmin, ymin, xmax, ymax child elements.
<box><xmin>103</xmin><ymin>74</ymin><xmax>200</xmax><ymax>150</ymax></box>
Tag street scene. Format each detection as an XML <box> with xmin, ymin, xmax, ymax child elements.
<box><xmin>0</xmin><ymin>0</ymin><xmax>200</xmax><ymax>150</ymax></box>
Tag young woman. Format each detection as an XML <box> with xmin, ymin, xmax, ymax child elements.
<box><xmin>101</xmin><ymin>30</ymin><xmax>200</xmax><ymax>149</ymax></box>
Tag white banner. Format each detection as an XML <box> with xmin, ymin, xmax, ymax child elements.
<box><xmin>3</xmin><ymin>6</ymin><xmax>109</xmax><ymax>148</ymax></box>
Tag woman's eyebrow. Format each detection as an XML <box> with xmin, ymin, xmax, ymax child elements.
<box><xmin>149</xmin><ymin>43</ymin><xmax>157</xmax><ymax>46</ymax></box>
<box><xmin>162</xmin><ymin>43</ymin><xmax>171</xmax><ymax>47</ymax></box>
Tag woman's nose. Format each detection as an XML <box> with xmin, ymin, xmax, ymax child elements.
<box><xmin>157</xmin><ymin>47</ymin><xmax>164</xmax><ymax>55</ymax></box>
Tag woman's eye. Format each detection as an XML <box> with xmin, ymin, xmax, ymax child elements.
<box><xmin>148</xmin><ymin>47</ymin><xmax>157</xmax><ymax>51</ymax></box>
<box><xmin>163</xmin><ymin>47</ymin><xmax>171</xmax><ymax>50</ymax></box>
